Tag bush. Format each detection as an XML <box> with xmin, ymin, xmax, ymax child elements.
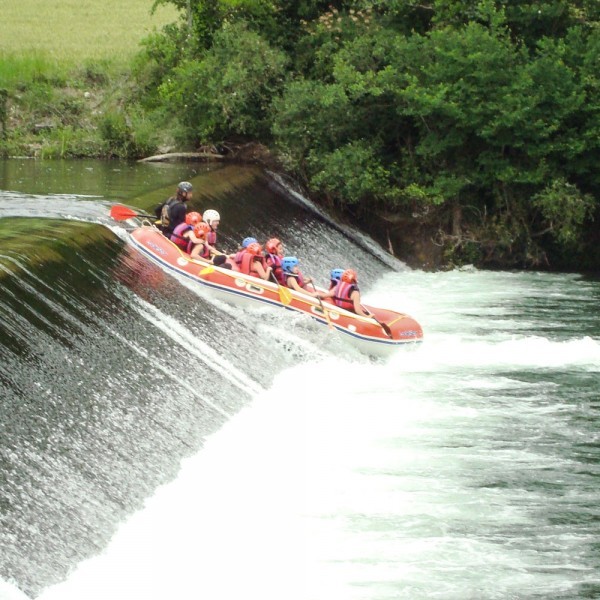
<box><xmin>98</xmin><ymin>107</ymin><xmax>159</xmax><ymax>158</ymax></box>
<box><xmin>159</xmin><ymin>22</ymin><xmax>288</xmax><ymax>143</ymax></box>
<box><xmin>99</xmin><ymin>111</ymin><xmax>130</xmax><ymax>156</ymax></box>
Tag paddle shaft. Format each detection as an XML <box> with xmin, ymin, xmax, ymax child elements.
<box><xmin>310</xmin><ymin>281</ymin><xmax>334</xmax><ymax>330</ymax></box>
<box><xmin>362</xmin><ymin>306</ymin><xmax>393</xmax><ymax>338</ymax></box>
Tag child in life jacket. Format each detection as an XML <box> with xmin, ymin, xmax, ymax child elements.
<box><xmin>202</xmin><ymin>209</ymin><xmax>220</xmax><ymax>250</ymax></box>
<box><xmin>239</xmin><ymin>242</ymin><xmax>272</xmax><ymax>280</ymax></box>
<box><xmin>170</xmin><ymin>212</ymin><xmax>203</xmax><ymax>254</ymax></box>
<box><xmin>281</xmin><ymin>256</ymin><xmax>319</xmax><ymax>295</ymax></box>
<box><xmin>189</xmin><ymin>222</ymin><xmax>212</xmax><ymax>259</ymax></box>
<box><xmin>318</xmin><ymin>269</ymin><xmax>372</xmax><ymax>316</ymax></box>
<box><xmin>265</xmin><ymin>238</ymin><xmax>286</xmax><ymax>285</ymax></box>
<box><xmin>232</xmin><ymin>237</ymin><xmax>257</xmax><ymax>269</ymax></box>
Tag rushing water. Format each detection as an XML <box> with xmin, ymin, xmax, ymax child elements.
<box><xmin>0</xmin><ymin>160</ymin><xmax>599</xmax><ymax>600</ymax></box>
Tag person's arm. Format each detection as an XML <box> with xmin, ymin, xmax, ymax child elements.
<box><xmin>187</xmin><ymin>231</ymin><xmax>203</xmax><ymax>244</ymax></box>
<box><xmin>286</xmin><ymin>276</ymin><xmax>303</xmax><ymax>292</ymax></box>
<box><xmin>289</xmin><ymin>276</ymin><xmax>318</xmax><ymax>296</ymax></box>
<box><xmin>254</xmin><ymin>262</ymin><xmax>272</xmax><ymax>281</ymax></box>
<box><xmin>316</xmin><ymin>288</ymin><xmax>335</xmax><ymax>300</ymax></box>
<box><xmin>351</xmin><ymin>290</ymin><xmax>372</xmax><ymax>317</ymax></box>
<box><xmin>206</xmin><ymin>243</ymin><xmax>220</xmax><ymax>257</ymax></box>
<box><xmin>190</xmin><ymin>242</ymin><xmax>206</xmax><ymax>259</ymax></box>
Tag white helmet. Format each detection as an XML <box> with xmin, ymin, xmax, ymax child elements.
<box><xmin>203</xmin><ymin>209</ymin><xmax>220</xmax><ymax>226</ymax></box>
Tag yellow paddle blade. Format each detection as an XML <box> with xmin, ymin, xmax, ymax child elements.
<box><xmin>200</xmin><ymin>266</ymin><xmax>214</xmax><ymax>276</ymax></box>
<box><xmin>278</xmin><ymin>285</ymin><xmax>293</xmax><ymax>305</ymax></box>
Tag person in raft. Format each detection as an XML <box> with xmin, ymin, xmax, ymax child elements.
<box><xmin>170</xmin><ymin>211</ymin><xmax>203</xmax><ymax>252</ymax></box>
<box><xmin>156</xmin><ymin>181</ymin><xmax>193</xmax><ymax>237</ymax></box>
<box><xmin>265</xmin><ymin>238</ymin><xmax>285</xmax><ymax>285</ymax></box>
<box><xmin>281</xmin><ymin>256</ymin><xmax>318</xmax><ymax>295</ymax></box>
<box><xmin>328</xmin><ymin>268</ymin><xmax>345</xmax><ymax>290</ymax></box>
<box><xmin>318</xmin><ymin>269</ymin><xmax>372</xmax><ymax>317</ymax></box>
<box><xmin>202</xmin><ymin>209</ymin><xmax>220</xmax><ymax>250</ymax></box>
<box><xmin>189</xmin><ymin>222</ymin><xmax>213</xmax><ymax>259</ymax></box>
<box><xmin>239</xmin><ymin>242</ymin><xmax>272</xmax><ymax>280</ymax></box>
<box><xmin>232</xmin><ymin>237</ymin><xmax>257</xmax><ymax>269</ymax></box>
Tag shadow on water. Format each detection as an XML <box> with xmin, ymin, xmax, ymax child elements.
<box><xmin>0</xmin><ymin>161</ymin><xmax>397</xmax><ymax>596</ymax></box>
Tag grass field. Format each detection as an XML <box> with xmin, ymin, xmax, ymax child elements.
<box><xmin>0</xmin><ymin>0</ymin><xmax>179</xmax><ymax>62</ymax></box>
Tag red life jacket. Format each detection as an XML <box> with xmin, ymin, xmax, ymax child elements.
<box><xmin>266</xmin><ymin>253</ymin><xmax>285</xmax><ymax>284</ymax></box>
<box><xmin>234</xmin><ymin>250</ymin><xmax>245</xmax><ymax>267</ymax></box>
<box><xmin>195</xmin><ymin>242</ymin><xmax>210</xmax><ymax>259</ymax></box>
<box><xmin>285</xmin><ymin>271</ymin><xmax>305</xmax><ymax>289</ymax></box>
<box><xmin>240</xmin><ymin>251</ymin><xmax>266</xmax><ymax>276</ymax></box>
<box><xmin>171</xmin><ymin>223</ymin><xmax>193</xmax><ymax>253</ymax></box>
<box><xmin>207</xmin><ymin>230</ymin><xmax>217</xmax><ymax>246</ymax></box>
<box><xmin>333</xmin><ymin>281</ymin><xmax>357</xmax><ymax>311</ymax></box>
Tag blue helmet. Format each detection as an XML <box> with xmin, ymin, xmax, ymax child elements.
<box><xmin>330</xmin><ymin>268</ymin><xmax>344</xmax><ymax>282</ymax></box>
<box><xmin>242</xmin><ymin>237</ymin><xmax>257</xmax><ymax>248</ymax></box>
<box><xmin>282</xmin><ymin>256</ymin><xmax>299</xmax><ymax>273</ymax></box>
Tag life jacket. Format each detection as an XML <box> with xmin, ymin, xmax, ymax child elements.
<box><xmin>266</xmin><ymin>253</ymin><xmax>285</xmax><ymax>284</ymax></box>
<box><xmin>196</xmin><ymin>242</ymin><xmax>210</xmax><ymax>260</ymax></box>
<box><xmin>240</xmin><ymin>251</ymin><xmax>266</xmax><ymax>276</ymax></box>
<box><xmin>207</xmin><ymin>229</ymin><xmax>217</xmax><ymax>247</ymax></box>
<box><xmin>171</xmin><ymin>223</ymin><xmax>193</xmax><ymax>252</ymax></box>
<box><xmin>234</xmin><ymin>249</ymin><xmax>245</xmax><ymax>268</ymax></box>
<box><xmin>333</xmin><ymin>281</ymin><xmax>358</xmax><ymax>311</ymax></box>
<box><xmin>284</xmin><ymin>271</ymin><xmax>305</xmax><ymax>289</ymax></box>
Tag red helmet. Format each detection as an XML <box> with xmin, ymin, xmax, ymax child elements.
<box><xmin>185</xmin><ymin>211</ymin><xmax>202</xmax><ymax>225</ymax></box>
<box><xmin>265</xmin><ymin>238</ymin><xmax>281</xmax><ymax>254</ymax></box>
<box><xmin>194</xmin><ymin>222</ymin><xmax>210</xmax><ymax>238</ymax></box>
<box><xmin>246</xmin><ymin>242</ymin><xmax>263</xmax><ymax>256</ymax></box>
<box><xmin>341</xmin><ymin>269</ymin><xmax>357</xmax><ymax>283</ymax></box>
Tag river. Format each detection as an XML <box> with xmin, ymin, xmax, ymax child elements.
<box><xmin>0</xmin><ymin>159</ymin><xmax>599</xmax><ymax>600</ymax></box>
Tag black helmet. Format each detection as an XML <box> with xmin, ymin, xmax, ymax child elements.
<box><xmin>177</xmin><ymin>181</ymin><xmax>193</xmax><ymax>193</ymax></box>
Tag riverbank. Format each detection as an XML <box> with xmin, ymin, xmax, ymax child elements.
<box><xmin>0</xmin><ymin>16</ymin><xmax>600</xmax><ymax>272</ymax></box>
<box><xmin>0</xmin><ymin>0</ymin><xmax>177</xmax><ymax>158</ymax></box>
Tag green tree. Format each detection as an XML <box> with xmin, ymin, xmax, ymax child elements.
<box><xmin>159</xmin><ymin>22</ymin><xmax>288</xmax><ymax>142</ymax></box>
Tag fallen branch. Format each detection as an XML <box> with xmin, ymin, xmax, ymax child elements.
<box><xmin>138</xmin><ymin>151</ymin><xmax>224</xmax><ymax>163</ymax></box>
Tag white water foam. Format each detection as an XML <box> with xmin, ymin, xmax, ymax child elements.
<box><xmin>25</xmin><ymin>267</ymin><xmax>600</xmax><ymax>600</ymax></box>
<box><xmin>34</xmin><ymin>323</ymin><xmax>600</xmax><ymax>600</ymax></box>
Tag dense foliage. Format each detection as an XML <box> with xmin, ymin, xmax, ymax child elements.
<box><xmin>139</xmin><ymin>0</ymin><xmax>600</xmax><ymax>269</ymax></box>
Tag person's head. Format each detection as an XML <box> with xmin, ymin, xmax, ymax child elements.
<box><xmin>265</xmin><ymin>238</ymin><xmax>283</xmax><ymax>255</ymax></box>
<box><xmin>246</xmin><ymin>242</ymin><xmax>263</xmax><ymax>257</ymax></box>
<box><xmin>330</xmin><ymin>268</ymin><xmax>344</xmax><ymax>283</ymax></box>
<box><xmin>203</xmin><ymin>209</ymin><xmax>220</xmax><ymax>230</ymax></box>
<box><xmin>282</xmin><ymin>256</ymin><xmax>299</xmax><ymax>274</ymax></box>
<box><xmin>341</xmin><ymin>268</ymin><xmax>357</xmax><ymax>284</ymax></box>
<box><xmin>242</xmin><ymin>236</ymin><xmax>257</xmax><ymax>248</ymax></box>
<box><xmin>194</xmin><ymin>222</ymin><xmax>211</xmax><ymax>238</ymax></box>
<box><xmin>177</xmin><ymin>181</ymin><xmax>193</xmax><ymax>201</ymax></box>
<box><xmin>185</xmin><ymin>211</ymin><xmax>202</xmax><ymax>226</ymax></box>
